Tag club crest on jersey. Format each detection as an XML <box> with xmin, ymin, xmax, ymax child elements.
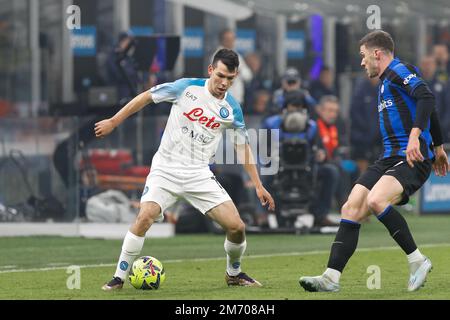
<box><xmin>183</xmin><ymin>107</ymin><xmax>221</xmax><ymax>130</ymax></box>
<box><xmin>219</xmin><ymin>107</ymin><xmax>229</xmax><ymax>119</ymax></box>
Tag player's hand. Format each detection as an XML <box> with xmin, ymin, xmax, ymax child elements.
<box><xmin>256</xmin><ymin>186</ymin><xmax>275</xmax><ymax>212</ymax></box>
<box><xmin>94</xmin><ymin>119</ymin><xmax>116</xmax><ymax>138</ymax></box>
<box><xmin>432</xmin><ymin>146</ymin><xmax>449</xmax><ymax>177</ymax></box>
<box><xmin>406</xmin><ymin>136</ymin><xmax>424</xmax><ymax>168</ymax></box>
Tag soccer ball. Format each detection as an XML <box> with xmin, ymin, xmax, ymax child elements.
<box><xmin>129</xmin><ymin>256</ymin><xmax>165</xmax><ymax>290</ymax></box>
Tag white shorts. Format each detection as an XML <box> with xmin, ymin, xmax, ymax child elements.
<box><xmin>140</xmin><ymin>168</ymin><xmax>232</xmax><ymax>222</ymax></box>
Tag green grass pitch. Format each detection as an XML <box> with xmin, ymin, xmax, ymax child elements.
<box><xmin>0</xmin><ymin>214</ymin><xmax>449</xmax><ymax>300</ymax></box>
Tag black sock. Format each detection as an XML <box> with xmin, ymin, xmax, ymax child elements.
<box><xmin>377</xmin><ymin>205</ymin><xmax>417</xmax><ymax>255</ymax></box>
<box><xmin>327</xmin><ymin>219</ymin><xmax>361</xmax><ymax>272</ymax></box>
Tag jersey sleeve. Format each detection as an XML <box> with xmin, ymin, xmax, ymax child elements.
<box><xmin>148</xmin><ymin>78</ymin><xmax>191</xmax><ymax>104</ymax></box>
<box><xmin>226</xmin><ymin>94</ymin><xmax>249</xmax><ymax>145</ymax></box>
<box><xmin>391</xmin><ymin>63</ymin><xmax>425</xmax><ymax>95</ymax></box>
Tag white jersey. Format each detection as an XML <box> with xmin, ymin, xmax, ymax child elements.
<box><xmin>148</xmin><ymin>78</ymin><xmax>248</xmax><ymax>172</ymax></box>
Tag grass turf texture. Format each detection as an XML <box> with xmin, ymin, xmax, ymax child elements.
<box><xmin>0</xmin><ymin>214</ymin><xmax>449</xmax><ymax>300</ymax></box>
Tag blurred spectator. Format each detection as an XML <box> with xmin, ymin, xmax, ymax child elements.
<box><xmin>215</xmin><ymin>29</ymin><xmax>253</xmax><ymax>104</ymax></box>
<box><xmin>0</xmin><ymin>100</ymin><xmax>12</xmax><ymax>117</ymax></box>
<box><xmin>272</xmin><ymin>67</ymin><xmax>316</xmax><ymax>115</ymax></box>
<box><xmin>350</xmin><ymin>75</ymin><xmax>382</xmax><ymax>174</ymax></box>
<box><xmin>419</xmin><ymin>55</ymin><xmax>448</xmax><ymax>142</ymax></box>
<box><xmin>244</xmin><ymin>52</ymin><xmax>271</xmax><ymax>109</ymax></box>
<box><xmin>250</xmin><ymin>89</ymin><xmax>271</xmax><ymax>115</ymax></box>
<box><xmin>432</xmin><ymin>43</ymin><xmax>450</xmax><ymax>84</ymax></box>
<box><xmin>264</xmin><ymin>90</ymin><xmax>318</xmax><ymax>144</ymax></box>
<box><xmin>420</xmin><ymin>55</ymin><xmax>438</xmax><ymax>82</ymax></box>
<box><xmin>315</xmin><ymin>96</ymin><xmax>344</xmax><ymax>161</ymax></box>
<box><xmin>309</xmin><ymin>66</ymin><xmax>337</xmax><ymax>101</ymax></box>
<box><xmin>263</xmin><ymin>90</ymin><xmax>325</xmax><ymax>226</ymax></box>
<box><xmin>309</xmin><ymin>96</ymin><xmax>344</xmax><ymax>227</ymax></box>
<box><xmin>442</xmin><ymin>81</ymin><xmax>450</xmax><ymax>143</ymax></box>
<box><xmin>106</xmin><ymin>32</ymin><xmax>139</xmax><ymax>105</ymax></box>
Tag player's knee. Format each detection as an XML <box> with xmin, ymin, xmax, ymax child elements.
<box><xmin>226</xmin><ymin>219</ymin><xmax>246</xmax><ymax>235</ymax></box>
<box><xmin>366</xmin><ymin>192</ymin><xmax>388</xmax><ymax>214</ymax></box>
<box><xmin>341</xmin><ymin>201</ymin><xmax>364</xmax><ymax>222</ymax></box>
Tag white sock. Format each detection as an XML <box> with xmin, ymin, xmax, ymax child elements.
<box><xmin>407</xmin><ymin>249</ymin><xmax>424</xmax><ymax>264</ymax></box>
<box><xmin>224</xmin><ymin>239</ymin><xmax>246</xmax><ymax>276</ymax></box>
<box><xmin>114</xmin><ymin>231</ymin><xmax>145</xmax><ymax>280</ymax></box>
<box><xmin>323</xmin><ymin>268</ymin><xmax>341</xmax><ymax>284</ymax></box>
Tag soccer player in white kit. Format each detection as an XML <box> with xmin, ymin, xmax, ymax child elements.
<box><xmin>96</xmin><ymin>49</ymin><xmax>275</xmax><ymax>290</ymax></box>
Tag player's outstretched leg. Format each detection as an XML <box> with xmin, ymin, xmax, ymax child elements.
<box><xmin>102</xmin><ymin>201</ymin><xmax>161</xmax><ymax>291</ymax></box>
<box><xmin>299</xmin><ymin>185</ymin><xmax>370</xmax><ymax>292</ymax></box>
<box><xmin>368</xmin><ymin>176</ymin><xmax>432</xmax><ymax>291</ymax></box>
<box><xmin>207</xmin><ymin>200</ymin><xmax>262</xmax><ymax>287</ymax></box>
<box><xmin>375</xmin><ymin>205</ymin><xmax>432</xmax><ymax>291</ymax></box>
<box><xmin>299</xmin><ymin>219</ymin><xmax>360</xmax><ymax>293</ymax></box>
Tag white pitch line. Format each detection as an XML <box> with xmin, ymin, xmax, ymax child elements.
<box><xmin>46</xmin><ymin>262</ymin><xmax>72</xmax><ymax>267</ymax></box>
<box><xmin>0</xmin><ymin>265</ymin><xmax>17</xmax><ymax>270</ymax></box>
<box><xmin>0</xmin><ymin>243</ymin><xmax>449</xmax><ymax>274</ymax></box>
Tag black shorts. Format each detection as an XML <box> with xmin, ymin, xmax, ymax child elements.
<box><xmin>355</xmin><ymin>156</ymin><xmax>432</xmax><ymax>205</ymax></box>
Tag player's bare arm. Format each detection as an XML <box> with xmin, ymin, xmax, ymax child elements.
<box><xmin>94</xmin><ymin>91</ymin><xmax>153</xmax><ymax>138</ymax></box>
<box><xmin>234</xmin><ymin>143</ymin><xmax>275</xmax><ymax>211</ymax></box>
<box><xmin>429</xmin><ymin>105</ymin><xmax>449</xmax><ymax>177</ymax></box>
<box><xmin>406</xmin><ymin>127</ymin><xmax>424</xmax><ymax>168</ymax></box>
<box><xmin>433</xmin><ymin>145</ymin><xmax>449</xmax><ymax>177</ymax></box>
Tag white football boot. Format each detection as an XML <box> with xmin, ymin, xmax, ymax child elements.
<box><xmin>299</xmin><ymin>274</ymin><xmax>340</xmax><ymax>292</ymax></box>
<box><xmin>407</xmin><ymin>256</ymin><xmax>432</xmax><ymax>292</ymax></box>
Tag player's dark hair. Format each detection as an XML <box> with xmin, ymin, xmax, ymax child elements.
<box><xmin>212</xmin><ymin>48</ymin><xmax>239</xmax><ymax>72</ymax></box>
<box><xmin>359</xmin><ymin>30</ymin><xmax>394</xmax><ymax>54</ymax></box>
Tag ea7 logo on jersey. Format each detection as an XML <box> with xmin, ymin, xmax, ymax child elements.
<box><xmin>403</xmin><ymin>73</ymin><xmax>417</xmax><ymax>85</ymax></box>
<box><xmin>185</xmin><ymin>91</ymin><xmax>197</xmax><ymax>101</ymax></box>
<box><xmin>183</xmin><ymin>107</ymin><xmax>221</xmax><ymax>130</ymax></box>
<box><xmin>378</xmin><ymin>99</ymin><xmax>393</xmax><ymax>112</ymax></box>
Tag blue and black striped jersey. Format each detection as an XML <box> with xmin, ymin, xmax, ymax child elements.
<box><xmin>377</xmin><ymin>57</ymin><xmax>434</xmax><ymax>159</ymax></box>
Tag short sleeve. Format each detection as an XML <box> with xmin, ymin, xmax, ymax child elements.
<box><xmin>149</xmin><ymin>78</ymin><xmax>192</xmax><ymax>104</ymax></box>
<box><xmin>226</xmin><ymin>94</ymin><xmax>249</xmax><ymax>145</ymax></box>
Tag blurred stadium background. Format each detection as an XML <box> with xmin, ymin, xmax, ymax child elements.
<box><xmin>0</xmin><ymin>0</ymin><xmax>449</xmax><ymax>300</ymax></box>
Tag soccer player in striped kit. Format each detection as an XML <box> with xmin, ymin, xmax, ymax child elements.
<box><xmin>300</xmin><ymin>30</ymin><xmax>449</xmax><ymax>292</ymax></box>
